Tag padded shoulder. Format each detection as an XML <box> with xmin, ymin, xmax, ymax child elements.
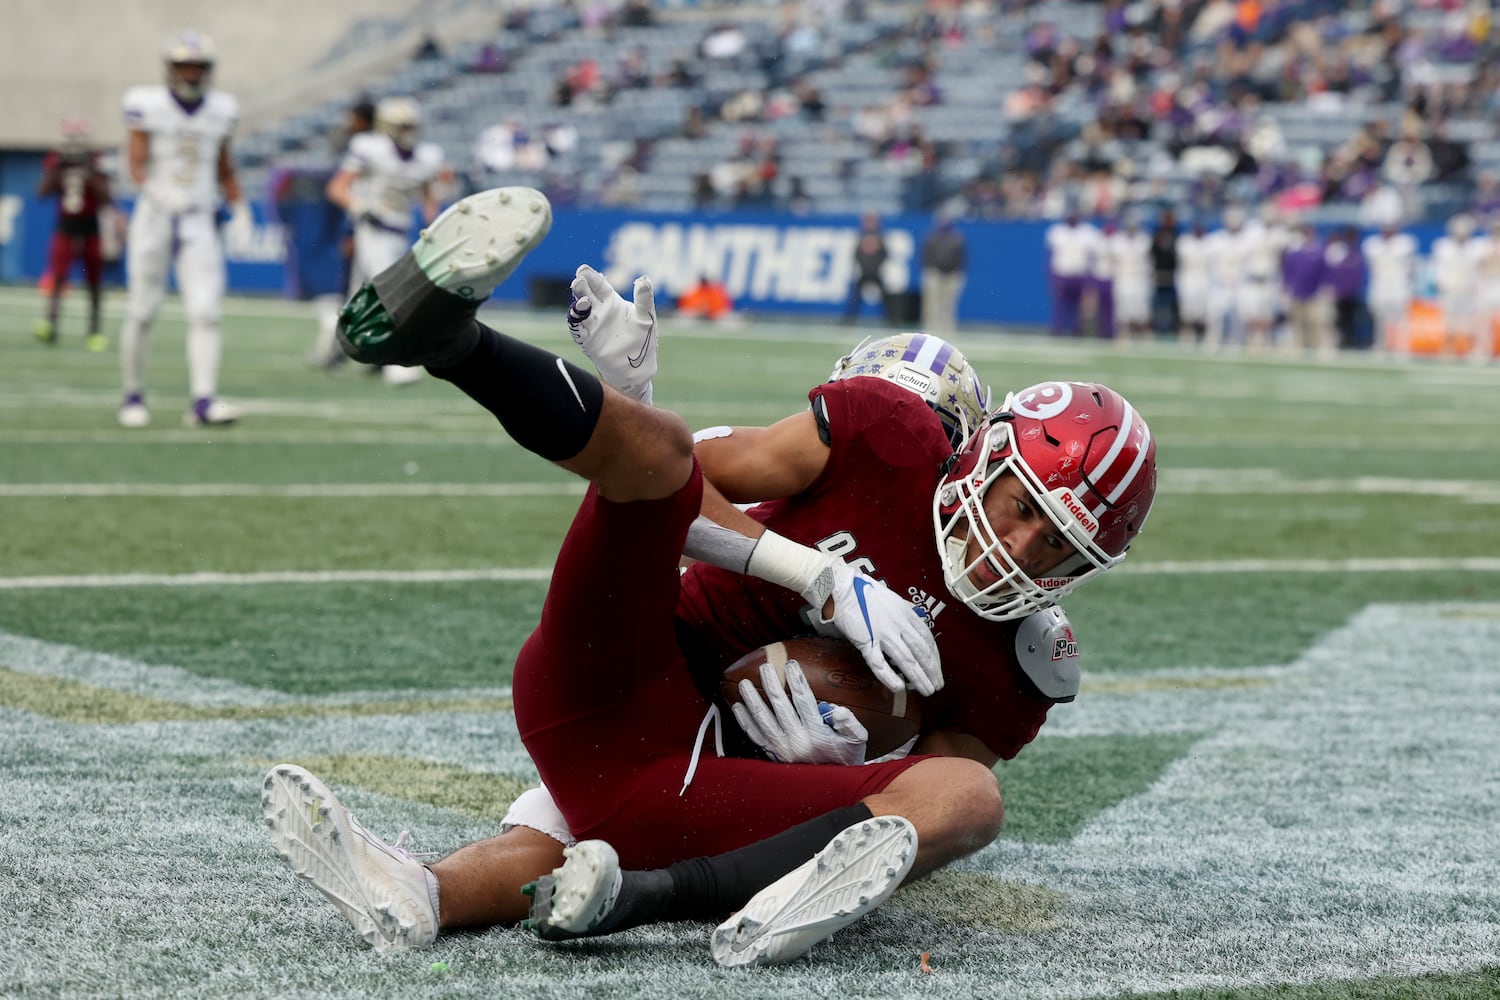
<box><xmin>1012</xmin><ymin>606</ymin><xmax>1080</xmax><ymax>703</ymax></box>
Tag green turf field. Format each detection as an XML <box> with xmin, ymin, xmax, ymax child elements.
<box><xmin>2</xmin><ymin>285</ymin><xmax>1498</xmax><ymax>999</ymax></box>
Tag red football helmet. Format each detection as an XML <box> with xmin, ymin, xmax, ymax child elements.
<box><xmin>932</xmin><ymin>380</ymin><xmax>1157</xmax><ymax>621</ymax></box>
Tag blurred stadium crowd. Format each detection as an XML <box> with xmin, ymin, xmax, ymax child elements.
<box><xmin>233</xmin><ymin>0</ymin><xmax>1500</xmax><ymax>226</ymax></box>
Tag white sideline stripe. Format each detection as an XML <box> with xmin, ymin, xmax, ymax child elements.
<box><xmin>1121</xmin><ymin>557</ymin><xmax>1500</xmax><ymax>574</ymax></box>
<box><xmin>1</xmin><ymin>474</ymin><xmax>1496</xmax><ymax>500</ymax></box>
<box><xmin>3</xmin><ymin>558</ymin><xmax>1498</xmax><ymax>591</ymax></box>
<box><xmin>0</xmin><ymin>569</ymin><xmax>553</xmax><ymax>590</ymax></box>
<box><xmin>0</xmin><ymin>483</ymin><xmax>586</xmax><ymax>498</ymax></box>
<box><xmin>0</xmin><ymin>629</ymin><xmax>513</xmax><ymax>709</ymax></box>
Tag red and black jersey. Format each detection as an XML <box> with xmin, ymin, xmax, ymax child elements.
<box><xmin>677</xmin><ymin>376</ymin><xmax>1052</xmax><ymax>761</ymax></box>
<box><xmin>41</xmin><ymin>151</ymin><xmax>107</xmax><ymax>235</ymax></box>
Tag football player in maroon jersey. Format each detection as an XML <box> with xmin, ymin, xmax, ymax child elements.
<box><xmin>264</xmin><ymin>188</ymin><xmax>1157</xmax><ymax>966</ymax></box>
<box><xmin>35</xmin><ymin>118</ymin><xmax>111</xmax><ymax>351</ymax></box>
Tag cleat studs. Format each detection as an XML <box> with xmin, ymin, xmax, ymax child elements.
<box><xmin>458</xmin><ymin>201</ymin><xmax>472</xmax><ymax>213</ymax></box>
<box><xmin>419</xmin><ymin>229</ymin><xmax>431</xmax><ymax>241</ymax></box>
<box><xmin>498</xmin><ymin>191</ymin><xmax>511</xmax><ymax>203</ymax></box>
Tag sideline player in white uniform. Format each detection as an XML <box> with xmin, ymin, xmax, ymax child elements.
<box><xmin>1472</xmin><ymin>215</ymin><xmax>1500</xmax><ymax>363</ymax></box>
<box><xmin>1235</xmin><ymin>206</ymin><xmax>1282</xmax><ymax>351</ymax></box>
<box><xmin>1174</xmin><ymin>218</ymin><xmax>1211</xmax><ymax>344</ymax></box>
<box><xmin>1202</xmin><ymin>209</ymin><xmax>1246</xmax><ymax>349</ymax></box>
<box><xmin>118</xmin><ymin>30</ymin><xmax>250</xmax><ymax>428</ymax></box>
<box><xmin>1431</xmin><ymin>214</ymin><xmax>1488</xmax><ymax>359</ymax></box>
<box><xmin>1107</xmin><ymin>211</ymin><xmax>1153</xmax><ymax>343</ymax></box>
<box><xmin>1361</xmin><ymin>222</ymin><xmax>1417</xmax><ymax>355</ymax></box>
<box><xmin>325</xmin><ymin>96</ymin><xmax>446</xmax><ymax>385</ymax></box>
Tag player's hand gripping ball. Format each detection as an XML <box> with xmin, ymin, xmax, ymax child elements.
<box><xmin>722</xmin><ymin>637</ymin><xmax>924</xmax><ymax>761</ymax></box>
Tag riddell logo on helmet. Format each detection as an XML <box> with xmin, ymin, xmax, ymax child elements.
<box><xmin>1056</xmin><ymin>488</ymin><xmax>1098</xmax><ymax>536</ymax></box>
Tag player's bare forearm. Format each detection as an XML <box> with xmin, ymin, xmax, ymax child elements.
<box><xmin>217</xmin><ymin>146</ymin><xmax>242</xmax><ymax>204</ymax></box>
<box><xmin>127</xmin><ymin>131</ymin><xmax>150</xmax><ymax>185</ymax></box>
<box><xmin>913</xmin><ymin>729</ymin><xmax>1000</xmax><ymax>768</ymax></box>
<box><xmin>698</xmin><ymin>479</ymin><xmax>767</xmax><ymax>540</ymax></box>
<box><xmin>694</xmin><ymin>412</ymin><xmax>827</xmax><ymax>503</ymax></box>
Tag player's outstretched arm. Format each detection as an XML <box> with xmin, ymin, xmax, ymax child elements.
<box><xmin>567</xmin><ymin>264</ymin><xmax>656</xmax><ymax>403</ymax></box>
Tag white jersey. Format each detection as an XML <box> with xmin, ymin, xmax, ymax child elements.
<box><xmin>122</xmin><ymin>85</ymin><xmax>237</xmax><ymax>213</ymax></box>
<box><xmin>1175</xmin><ymin>231</ymin><xmax>1211</xmax><ymax>287</ymax></box>
<box><xmin>341</xmin><ymin>132</ymin><xmax>445</xmax><ymax>232</ymax></box>
<box><xmin>1202</xmin><ymin>228</ymin><xmax>1243</xmax><ymax>290</ymax></box>
<box><xmin>1431</xmin><ymin>235</ymin><xmax>1487</xmax><ymax>300</ymax></box>
<box><xmin>1234</xmin><ymin>220</ymin><xmax>1281</xmax><ymax>283</ymax></box>
<box><xmin>1107</xmin><ymin>230</ymin><xmax>1152</xmax><ymax>287</ymax></box>
<box><xmin>1362</xmin><ymin>232</ymin><xmax>1417</xmax><ymax>304</ymax></box>
<box><xmin>1045</xmin><ymin>222</ymin><xmax>1101</xmax><ymax>278</ymax></box>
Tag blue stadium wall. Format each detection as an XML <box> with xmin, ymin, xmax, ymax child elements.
<box><xmin>0</xmin><ymin>155</ymin><xmax>1050</xmax><ymax>325</ymax></box>
<box><xmin>0</xmin><ymin>159</ymin><xmax>1451</xmax><ymax>327</ymax></box>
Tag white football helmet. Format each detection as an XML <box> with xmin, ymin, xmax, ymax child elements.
<box><xmin>828</xmin><ymin>333</ymin><xmax>991</xmax><ymax>446</ymax></box>
<box><xmin>376</xmin><ymin>96</ymin><xmax>422</xmax><ymax>151</ymax></box>
<box><xmin>163</xmin><ymin>30</ymin><xmax>215</xmax><ymax>103</ymax></box>
<box><xmin>932</xmin><ymin>381</ymin><xmax>1157</xmax><ymax>621</ymax></box>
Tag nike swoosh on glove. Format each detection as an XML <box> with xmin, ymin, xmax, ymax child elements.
<box><xmin>805</xmin><ymin>559</ymin><xmax>943</xmax><ymax>696</ymax></box>
<box><xmin>730</xmin><ymin>660</ymin><xmax>869</xmax><ymax>765</ymax></box>
<box><xmin>567</xmin><ymin>263</ymin><xmax>657</xmax><ymax>403</ymax></box>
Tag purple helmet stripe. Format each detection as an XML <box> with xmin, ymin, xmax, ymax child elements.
<box><xmin>929</xmin><ymin>339</ymin><xmax>956</xmax><ymax>374</ymax></box>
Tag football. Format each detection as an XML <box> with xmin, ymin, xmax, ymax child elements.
<box><xmin>721</xmin><ymin>636</ymin><xmax>925</xmax><ymax>761</ymax></box>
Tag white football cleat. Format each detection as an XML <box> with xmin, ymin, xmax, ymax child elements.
<box><xmin>524</xmin><ymin>840</ymin><xmax>624</xmax><ymax>940</ymax></box>
<box><xmin>567</xmin><ymin>264</ymin><xmax>657</xmax><ymax>403</ymax></box>
<box><xmin>338</xmin><ymin>186</ymin><xmax>553</xmax><ymax>370</ymax></box>
<box><xmin>184</xmin><ymin>398</ymin><xmax>240</xmax><ymax>427</ymax></box>
<box><xmin>262</xmin><ymin>764</ymin><xmax>439</xmax><ymax>952</ymax></box>
<box><xmin>118</xmin><ymin>398</ymin><xmax>150</xmax><ymax>429</ymax></box>
<box><xmin>710</xmin><ymin>815</ymin><xmax>917</xmax><ymax>968</ymax></box>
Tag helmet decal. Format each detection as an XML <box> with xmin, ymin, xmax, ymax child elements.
<box><xmin>829</xmin><ymin>332</ymin><xmax>991</xmax><ymax>446</ymax></box>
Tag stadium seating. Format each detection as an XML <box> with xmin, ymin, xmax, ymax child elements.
<box><xmin>238</xmin><ymin>0</ymin><xmax>1500</xmax><ymax>223</ymax></box>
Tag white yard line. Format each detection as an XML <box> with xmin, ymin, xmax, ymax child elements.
<box><xmin>1120</xmin><ymin>556</ymin><xmax>1500</xmax><ymax>574</ymax></box>
<box><xmin>0</xmin><ymin>482</ymin><xmax>584</xmax><ymax>497</ymax></box>
<box><xmin>1</xmin><ymin>558</ymin><xmax>1497</xmax><ymax>591</ymax></box>
<box><xmin>2</xmin><ymin>474</ymin><xmax>1496</xmax><ymax>500</ymax></box>
<box><xmin>0</xmin><ymin>568</ymin><xmax>554</xmax><ymax>590</ymax></box>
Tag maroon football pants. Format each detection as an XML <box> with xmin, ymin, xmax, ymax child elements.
<box><xmin>511</xmin><ymin>461</ymin><xmax>920</xmax><ymax>869</ymax></box>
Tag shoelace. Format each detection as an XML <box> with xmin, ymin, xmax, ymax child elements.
<box><xmin>679</xmin><ymin>703</ymin><xmax>725</xmax><ymax>797</ymax></box>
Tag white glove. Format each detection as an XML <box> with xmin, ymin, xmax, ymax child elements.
<box><xmin>567</xmin><ymin>264</ymin><xmax>657</xmax><ymax>403</ymax></box>
<box><xmin>805</xmin><ymin>558</ymin><xmax>943</xmax><ymax>697</ymax></box>
<box><xmin>731</xmin><ymin>660</ymin><xmax>869</xmax><ymax>765</ymax></box>
<box><xmin>224</xmin><ymin>201</ymin><xmax>255</xmax><ymax>249</ymax></box>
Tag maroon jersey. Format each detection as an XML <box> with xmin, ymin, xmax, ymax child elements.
<box><xmin>42</xmin><ymin>151</ymin><xmax>107</xmax><ymax>235</ymax></box>
<box><xmin>677</xmin><ymin>376</ymin><xmax>1053</xmax><ymax>760</ymax></box>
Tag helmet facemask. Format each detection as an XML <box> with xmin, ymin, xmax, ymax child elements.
<box><xmin>163</xmin><ymin>31</ymin><xmax>215</xmax><ymax>104</ymax></box>
<box><xmin>376</xmin><ymin>97</ymin><xmax>422</xmax><ymax>152</ymax></box>
<box><xmin>934</xmin><ymin>421</ymin><xmax>1109</xmax><ymax>621</ymax></box>
<box><xmin>932</xmin><ymin>381</ymin><xmax>1156</xmax><ymax>622</ymax></box>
